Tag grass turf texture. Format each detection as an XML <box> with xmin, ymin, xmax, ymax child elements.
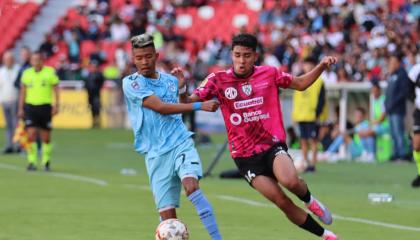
<box><xmin>0</xmin><ymin>129</ymin><xmax>419</xmax><ymax>240</ymax></box>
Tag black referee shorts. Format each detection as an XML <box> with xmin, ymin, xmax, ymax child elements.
<box><xmin>24</xmin><ymin>104</ymin><xmax>52</xmax><ymax>130</ymax></box>
<box><xmin>414</xmin><ymin>109</ymin><xmax>420</xmax><ymax>134</ymax></box>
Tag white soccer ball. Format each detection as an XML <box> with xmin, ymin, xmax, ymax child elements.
<box><xmin>155</xmin><ymin>218</ymin><xmax>189</xmax><ymax>240</ymax></box>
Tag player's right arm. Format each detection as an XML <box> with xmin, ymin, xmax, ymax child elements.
<box><xmin>179</xmin><ymin>92</ymin><xmax>201</xmax><ymax>103</ymax></box>
<box><xmin>122</xmin><ymin>76</ymin><xmax>218</xmax><ymax>115</ymax></box>
<box><xmin>18</xmin><ymin>71</ymin><xmax>29</xmax><ymax>119</ymax></box>
<box><xmin>18</xmin><ymin>85</ymin><xmax>26</xmax><ymax>119</ymax></box>
<box><xmin>179</xmin><ymin>73</ymin><xmax>218</xmax><ymax>103</ymax></box>
<box><xmin>142</xmin><ymin>95</ymin><xmax>219</xmax><ymax>114</ymax></box>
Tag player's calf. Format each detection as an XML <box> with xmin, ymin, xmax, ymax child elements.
<box><xmin>183</xmin><ymin>177</ymin><xmax>222</xmax><ymax>240</ymax></box>
<box><xmin>300</xmin><ymin>214</ymin><xmax>339</xmax><ymax>239</ymax></box>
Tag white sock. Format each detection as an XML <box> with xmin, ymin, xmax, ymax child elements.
<box><xmin>322</xmin><ymin>229</ymin><xmax>334</xmax><ymax>237</ymax></box>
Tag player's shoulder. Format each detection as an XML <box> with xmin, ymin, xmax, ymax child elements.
<box><xmin>122</xmin><ymin>72</ymin><xmax>143</xmax><ymax>91</ymax></box>
<box><xmin>22</xmin><ymin>67</ymin><xmax>34</xmax><ymax>75</ymax></box>
<box><xmin>43</xmin><ymin>66</ymin><xmax>56</xmax><ymax>72</ymax></box>
<box><xmin>256</xmin><ymin>65</ymin><xmax>278</xmax><ymax>75</ymax></box>
<box><xmin>207</xmin><ymin>69</ymin><xmax>233</xmax><ymax>81</ymax></box>
<box><xmin>159</xmin><ymin>71</ymin><xmax>178</xmax><ymax>83</ymax></box>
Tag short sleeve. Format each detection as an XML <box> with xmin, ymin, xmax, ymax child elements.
<box><xmin>122</xmin><ymin>77</ymin><xmax>154</xmax><ymax>105</ymax></box>
<box><xmin>408</xmin><ymin>64</ymin><xmax>420</xmax><ymax>83</ymax></box>
<box><xmin>274</xmin><ymin>67</ymin><xmax>293</xmax><ymax>88</ymax></box>
<box><xmin>21</xmin><ymin>70</ymin><xmax>30</xmax><ymax>86</ymax></box>
<box><xmin>49</xmin><ymin>68</ymin><xmax>60</xmax><ymax>85</ymax></box>
<box><xmin>193</xmin><ymin>73</ymin><xmax>218</xmax><ymax>101</ymax></box>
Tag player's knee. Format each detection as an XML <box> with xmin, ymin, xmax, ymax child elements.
<box><xmin>182</xmin><ymin>178</ymin><xmax>199</xmax><ymax>196</ymax></box>
<box><xmin>282</xmin><ymin>179</ymin><xmax>300</xmax><ymax>192</ymax></box>
<box><xmin>184</xmin><ymin>184</ymin><xmax>199</xmax><ymax>196</ymax></box>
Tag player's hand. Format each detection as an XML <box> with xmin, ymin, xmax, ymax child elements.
<box><xmin>17</xmin><ymin>109</ymin><xmax>24</xmax><ymax>119</ymax></box>
<box><xmin>171</xmin><ymin>67</ymin><xmax>186</xmax><ymax>89</ymax></box>
<box><xmin>52</xmin><ymin>105</ymin><xmax>59</xmax><ymax>116</ymax></box>
<box><xmin>321</xmin><ymin>56</ymin><xmax>337</xmax><ymax>68</ymax></box>
<box><xmin>201</xmin><ymin>100</ymin><xmax>219</xmax><ymax>112</ymax></box>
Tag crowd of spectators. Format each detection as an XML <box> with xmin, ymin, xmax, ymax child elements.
<box><xmin>37</xmin><ymin>0</ymin><xmax>419</xmax><ymax>86</ymax></box>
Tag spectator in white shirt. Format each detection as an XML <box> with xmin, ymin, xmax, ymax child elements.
<box><xmin>110</xmin><ymin>17</ymin><xmax>130</xmax><ymax>42</ymax></box>
<box><xmin>0</xmin><ymin>51</ymin><xmax>20</xmax><ymax>154</ymax></box>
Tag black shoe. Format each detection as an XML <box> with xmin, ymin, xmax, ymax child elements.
<box><xmin>27</xmin><ymin>163</ymin><xmax>37</xmax><ymax>171</ymax></box>
<box><xmin>411</xmin><ymin>175</ymin><xmax>420</xmax><ymax>188</ymax></box>
<box><xmin>2</xmin><ymin>147</ymin><xmax>14</xmax><ymax>154</ymax></box>
<box><xmin>44</xmin><ymin>162</ymin><xmax>50</xmax><ymax>172</ymax></box>
<box><xmin>305</xmin><ymin>166</ymin><xmax>316</xmax><ymax>173</ymax></box>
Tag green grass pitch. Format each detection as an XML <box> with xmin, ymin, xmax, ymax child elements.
<box><xmin>0</xmin><ymin>129</ymin><xmax>419</xmax><ymax>239</ymax></box>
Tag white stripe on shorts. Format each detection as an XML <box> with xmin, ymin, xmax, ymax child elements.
<box><xmin>158</xmin><ymin>205</ymin><xmax>176</xmax><ymax>212</ymax></box>
<box><xmin>181</xmin><ymin>174</ymin><xmax>198</xmax><ymax>181</ymax></box>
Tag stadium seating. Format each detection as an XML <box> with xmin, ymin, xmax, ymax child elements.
<box><xmin>0</xmin><ymin>0</ymin><xmax>42</xmax><ymax>56</ymax></box>
<box><xmin>45</xmin><ymin>0</ymin><xmax>260</xmax><ymax>68</ymax></box>
<box><xmin>174</xmin><ymin>1</ymin><xmax>258</xmax><ymax>45</ymax></box>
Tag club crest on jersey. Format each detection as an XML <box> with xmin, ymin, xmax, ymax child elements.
<box><xmin>168</xmin><ymin>82</ymin><xmax>177</xmax><ymax>92</ymax></box>
<box><xmin>242</xmin><ymin>84</ymin><xmax>252</xmax><ymax>96</ymax></box>
<box><xmin>225</xmin><ymin>87</ymin><xmax>238</xmax><ymax>100</ymax></box>
<box><xmin>131</xmin><ymin>81</ymin><xmax>140</xmax><ymax>90</ymax></box>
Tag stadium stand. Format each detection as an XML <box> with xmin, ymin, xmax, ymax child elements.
<box><xmin>0</xmin><ymin>0</ymin><xmax>43</xmax><ymax>57</ymax></box>
<box><xmin>4</xmin><ymin>0</ymin><xmax>416</xmax><ymax>84</ymax></box>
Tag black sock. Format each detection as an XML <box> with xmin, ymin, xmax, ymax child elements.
<box><xmin>298</xmin><ymin>188</ymin><xmax>311</xmax><ymax>203</ymax></box>
<box><xmin>299</xmin><ymin>214</ymin><xmax>325</xmax><ymax>237</ymax></box>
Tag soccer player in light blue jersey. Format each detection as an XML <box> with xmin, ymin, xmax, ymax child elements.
<box><xmin>122</xmin><ymin>33</ymin><xmax>222</xmax><ymax>239</ymax></box>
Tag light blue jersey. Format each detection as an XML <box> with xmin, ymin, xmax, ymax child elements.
<box><xmin>122</xmin><ymin>71</ymin><xmax>193</xmax><ymax>158</ymax></box>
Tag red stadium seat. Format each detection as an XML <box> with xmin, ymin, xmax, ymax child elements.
<box><xmin>0</xmin><ymin>1</ymin><xmax>42</xmax><ymax>57</ymax></box>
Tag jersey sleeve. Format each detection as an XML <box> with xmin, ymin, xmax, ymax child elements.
<box><xmin>49</xmin><ymin>68</ymin><xmax>60</xmax><ymax>85</ymax></box>
<box><xmin>193</xmin><ymin>73</ymin><xmax>218</xmax><ymax>101</ymax></box>
<box><xmin>122</xmin><ymin>77</ymin><xmax>154</xmax><ymax>105</ymax></box>
<box><xmin>274</xmin><ymin>67</ymin><xmax>293</xmax><ymax>88</ymax></box>
<box><xmin>21</xmin><ymin>70</ymin><xmax>30</xmax><ymax>86</ymax></box>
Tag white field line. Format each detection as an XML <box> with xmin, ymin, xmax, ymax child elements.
<box><xmin>49</xmin><ymin>172</ymin><xmax>108</xmax><ymax>186</ymax></box>
<box><xmin>123</xmin><ymin>184</ymin><xmax>150</xmax><ymax>191</ymax></box>
<box><xmin>216</xmin><ymin>195</ymin><xmax>420</xmax><ymax>232</ymax></box>
<box><xmin>3</xmin><ymin>162</ymin><xmax>420</xmax><ymax>232</ymax></box>
<box><xmin>0</xmin><ymin>163</ymin><xmax>22</xmax><ymax>171</ymax></box>
<box><xmin>0</xmin><ymin>163</ymin><xmax>108</xmax><ymax>186</ymax></box>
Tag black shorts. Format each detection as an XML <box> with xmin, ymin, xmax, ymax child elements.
<box><xmin>298</xmin><ymin>122</ymin><xmax>318</xmax><ymax>139</ymax></box>
<box><xmin>414</xmin><ymin>109</ymin><xmax>420</xmax><ymax>134</ymax></box>
<box><xmin>24</xmin><ymin>104</ymin><xmax>52</xmax><ymax>130</ymax></box>
<box><xmin>233</xmin><ymin>143</ymin><xmax>291</xmax><ymax>185</ymax></box>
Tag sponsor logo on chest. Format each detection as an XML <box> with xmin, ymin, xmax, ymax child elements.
<box><xmin>234</xmin><ymin>97</ymin><xmax>264</xmax><ymax>109</ymax></box>
<box><xmin>224</xmin><ymin>87</ymin><xmax>238</xmax><ymax>100</ymax></box>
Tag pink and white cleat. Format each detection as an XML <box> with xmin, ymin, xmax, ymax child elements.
<box><xmin>306</xmin><ymin>196</ymin><xmax>333</xmax><ymax>225</ymax></box>
<box><xmin>322</xmin><ymin>230</ymin><xmax>339</xmax><ymax>240</ymax></box>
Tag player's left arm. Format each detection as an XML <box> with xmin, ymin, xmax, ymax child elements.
<box><xmin>51</xmin><ymin>70</ymin><xmax>60</xmax><ymax>116</ymax></box>
<box><xmin>289</xmin><ymin>56</ymin><xmax>337</xmax><ymax>91</ymax></box>
<box><xmin>52</xmin><ymin>85</ymin><xmax>60</xmax><ymax>116</ymax></box>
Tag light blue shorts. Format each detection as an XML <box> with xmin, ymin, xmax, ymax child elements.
<box><xmin>145</xmin><ymin>138</ymin><xmax>202</xmax><ymax>211</ymax></box>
